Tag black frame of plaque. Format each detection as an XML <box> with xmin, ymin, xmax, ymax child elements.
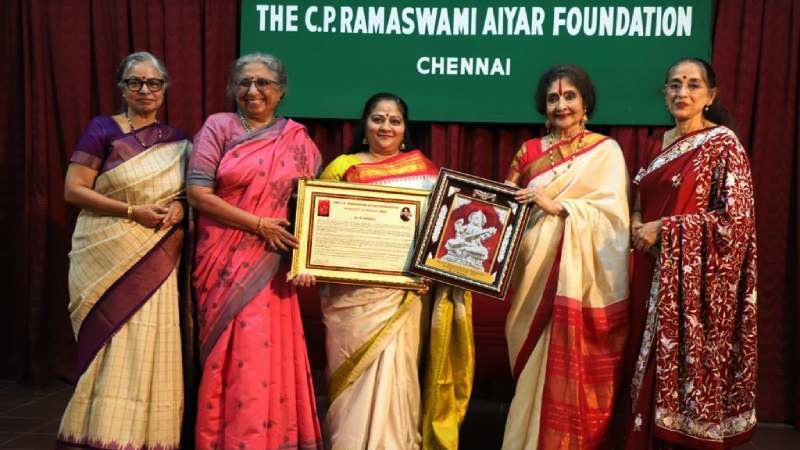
<box><xmin>410</xmin><ymin>168</ymin><xmax>531</xmax><ymax>299</ymax></box>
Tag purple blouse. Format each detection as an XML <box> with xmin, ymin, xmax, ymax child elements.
<box><xmin>70</xmin><ymin>116</ymin><xmax>186</xmax><ymax>174</ymax></box>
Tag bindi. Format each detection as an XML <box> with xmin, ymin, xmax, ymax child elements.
<box><xmin>558</xmin><ymin>79</ymin><xmax>563</xmax><ymax>96</ymax></box>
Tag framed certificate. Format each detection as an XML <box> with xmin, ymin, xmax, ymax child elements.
<box><xmin>289</xmin><ymin>179</ymin><xmax>430</xmax><ymax>289</ymax></box>
<box><xmin>410</xmin><ymin>169</ymin><xmax>531</xmax><ymax>299</ymax></box>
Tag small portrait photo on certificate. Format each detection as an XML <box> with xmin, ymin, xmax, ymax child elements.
<box><xmin>400</xmin><ymin>206</ymin><xmax>412</xmax><ymax>222</ymax></box>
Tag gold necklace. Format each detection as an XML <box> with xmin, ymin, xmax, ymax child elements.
<box><xmin>239</xmin><ymin>112</ymin><xmax>275</xmax><ymax>133</ymax></box>
<box><xmin>545</xmin><ymin>129</ymin><xmax>585</xmax><ymax>180</ymax></box>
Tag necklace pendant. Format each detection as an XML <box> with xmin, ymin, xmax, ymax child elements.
<box><xmin>125</xmin><ymin>112</ymin><xmax>161</xmax><ymax>149</ymax></box>
<box><xmin>238</xmin><ymin>112</ymin><xmax>253</xmax><ymax>133</ymax></box>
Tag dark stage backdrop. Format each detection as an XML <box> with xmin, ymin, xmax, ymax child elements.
<box><xmin>1</xmin><ymin>0</ymin><xmax>798</xmax><ymax>425</ymax></box>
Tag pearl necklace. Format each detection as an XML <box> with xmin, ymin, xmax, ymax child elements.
<box><xmin>125</xmin><ymin>112</ymin><xmax>162</xmax><ymax>148</ymax></box>
<box><xmin>545</xmin><ymin>130</ymin><xmax>586</xmax><ymax>181</ymax></box>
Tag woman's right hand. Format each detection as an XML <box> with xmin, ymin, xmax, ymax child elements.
<box><xmin>632</xmin><ymin>219</ymin><xmax>662</xmax><ymax>253</ymax></box>
<box><xmin>290</xmin><ymin>272</ymin><xmax>317</xmax><ymax>287</ymax></box>
<box><xmin>131</xmin><ymin>204</ymin><xmax>169</xmax><ymax>228</ymax></box>
<box><xmin>255</xmin><ymin>217</ymin><xmax>299</xmax><ymax>251</ymax></box>
<box><xmin>514</xmin><ymin>186</ymin><xmax>536</xmax><ymax>204</ymax></box>
<box><xmin>631</xmin><ymin>216</ymin><xmax>643</xmax><ymax>242</ymax></box>
<box><xmin>416</xmin><ymin>279</ymin><xmax>431</xmax><ymax>296</ymax></box>
<box><xmin>515</xmin><ymin>186</ymin><xmax>566</xmax><ymax>216</ymax></box>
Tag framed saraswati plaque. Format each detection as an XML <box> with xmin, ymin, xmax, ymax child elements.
<box><xmin>410</xmin><ymin>169</ymin><xmax>531</xmax><ymax>298</ymax></box>
<box><xmin>289</xmin><ymin>179</ymin><xmax>430</xmax><ymax>289</ymax></box>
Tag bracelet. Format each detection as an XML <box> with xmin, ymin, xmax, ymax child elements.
<box><xmin>254</xmin><ymin>217</ymin><xmax>263</xmax><ymax>234</ymax></box>
<box><xmin>127</xmin><ymin>204</ymin><xmax>135</xmax><ymax>221</ymax></box>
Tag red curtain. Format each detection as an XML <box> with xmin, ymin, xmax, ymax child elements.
<box><xmin>1</xmin><ymin>0</ymin><xmax>798</xmax><ymax>425</ymax></box>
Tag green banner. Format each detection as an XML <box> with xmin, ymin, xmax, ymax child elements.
<box><xmin>241</xmin><ymin>1</ymin><xmax>711</xmax><ymax>124</ymax></box>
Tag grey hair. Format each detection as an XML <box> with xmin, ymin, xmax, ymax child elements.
<box><xmin>115</xmin><ymin>51</ymin><xmax>170</xmax><ymax>89</ymax></box>
<box><xmin>225</xmin><ymin>52</ymin><xmax>287</xmax><ymax>100</ymax></box>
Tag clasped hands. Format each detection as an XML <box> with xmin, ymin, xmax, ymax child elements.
<box><xmin>130</xmin><ymin>200</ymin><xmax>184</xmax><ymax>229</ymax></box>
<box><xmin>631</xmin><ymin>219</ymin><xmax>662</xmax><ymax>254</ymax></box>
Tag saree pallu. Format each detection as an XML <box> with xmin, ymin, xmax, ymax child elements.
<box><xmin>320</xmin><ymin>151</ymin><xmax>473</xmax><ymax>450</ymax></box>
<box><xmin>193</xmin><ymin>119</ymin><xmax>322</xmax><ymax>450</ymax></box>
<box><xmin>502</xmin><ymin>134</ymin><xmax>630</xmax><ymax>450</ymax></box>
<box><xmin>623</xmin><ymin>126</ymin><xmax>757</xmax><ymax>450</ymax></box>
<box><xmin>322</xmin><ymin>285</ymin><xmax>426</xmax><ymax>450</ymax></box>
<box><xmin>57</xmin><ymin>139</ymin><xmax>189</xmax><ymax>450</ymax></box>
<box><xmin>420</xmin><ymin>286</ymin><xmax>474</xmax><ymax>450</ymax></box>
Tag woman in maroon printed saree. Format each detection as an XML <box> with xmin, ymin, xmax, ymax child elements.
<box><xmin>188</xmin><ymin>53</ymin><xmax>322</xmax><ymax>450</ymax></box>
<box><xmin>620</xmin><ymin>58</ymin><xmax>757</xmax><ymax>449</ymax></box>
<box><xmin>58</xmin><ymin>52</ymin><xmax>188</xmax><ymax>450</ymax></box>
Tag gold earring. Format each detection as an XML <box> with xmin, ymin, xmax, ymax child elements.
<box><xmin>704</xmin><ymin>104</ymin><xmax>711</xmax><ymax>112</ymax></box>
<box><xmin>545</xmin><ymin>119</ymin><xmax>551</xmax><ymax>134</ymax></box>
<box><xmin>362</xmin><ymin>137</ymin><xmax>367</xmax><ymax>145</ymax></box>
<box><xmin>400</xmin><ymin>142</ymin><xmax>406</xmax><ymax>150</ymax></box>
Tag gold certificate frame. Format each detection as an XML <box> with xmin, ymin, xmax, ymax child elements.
<box><xmin>289</xmin><ymin>179</ymin><xmax>430</xmax><ymax>289</ymax></box>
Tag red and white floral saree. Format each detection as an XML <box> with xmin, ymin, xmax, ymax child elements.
<box><xmin>622</xmin><ymin>126</ymin><xmax>758</xmax><ymax>450</ymax></box>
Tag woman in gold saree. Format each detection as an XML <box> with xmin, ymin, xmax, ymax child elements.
<box><xmin>502</xmin><ymin>65</ymin><xmax>630</xmax><ymax>450</ymax></box>
<box><xmin>306</xmin><ymin>93</ymin><xmax>473</xmax><ymax>450</ymax></box>
<box><xmin>57</xmin><ymin>52</ymin><xmax>189</xmax><ymax>450</ymax></box>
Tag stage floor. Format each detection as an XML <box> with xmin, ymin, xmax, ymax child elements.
<box><xmin>0</xmin><ymin>379</ymin><xmax>795</xmax><ymax>449</ymax></box>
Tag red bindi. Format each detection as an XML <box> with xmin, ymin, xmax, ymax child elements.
<box><xmin>558</xmin><ymin>79</ymin><xmax>563</xmax><ymax>96</ymax></box>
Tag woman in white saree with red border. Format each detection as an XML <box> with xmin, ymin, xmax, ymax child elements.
<box><xmin>502</xmin><ymin>65</ymin><xmax>630</xmax><ymax>450</ymax></box>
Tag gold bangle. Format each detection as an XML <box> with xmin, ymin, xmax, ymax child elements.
<box><xmin>254</xmin><ymin>217</ymin><xmax>263</xmax><ymax>233</ymax></box>
<box><xmin>127</xmin><ymin>204</ymin><xmax>134</xmax><ymax>221</ymax></box>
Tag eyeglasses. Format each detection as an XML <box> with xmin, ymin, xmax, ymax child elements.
<box><xmin>123</xmin><ymin>78</ymin><xmax>165</xmax><ymax>92</ymax></box>
<box><xmin>665</xmin><ymin>81</ymin><xmax>707</xmax><ymax>94</ymax></box>
<box><xmin>237</xmin><ymin>77</ymin><xmax>280</xmax><ymax>91</ymax></box>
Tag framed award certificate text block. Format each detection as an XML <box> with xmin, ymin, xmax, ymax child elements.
<box><xmin>410</xmin><ymin>169</ymin><xmax>531</xmax><ymax>299</ymax></box>
<box><xmin>290</xmin><ymin>179</ymin><xmax>430</xmax><ymax>289</ymax></box>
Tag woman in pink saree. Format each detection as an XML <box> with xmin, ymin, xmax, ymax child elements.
<box><xmin>188</xmin><ymin>53</ymin><xmax>322</xmax><ymax>450</ymax></box>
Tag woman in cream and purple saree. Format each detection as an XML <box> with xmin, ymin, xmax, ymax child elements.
<box><xmin>502</xmin><ymin>66</ymin><xmax>630</xmax><ymax>450</ymax></box>
<box><xmin>310</xmin><ymin>93</ymin><xmax>474</xmax><ymax>450</ymax></box>
<box><xmin>57</xmin><ymin>52</ymin><xmax>189</xmax><ymax>450</ymax></box>
<box><xmin>188</xmin><ymin>53</ymin><xmax>323</xmax><ymax>450</ymax></box>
